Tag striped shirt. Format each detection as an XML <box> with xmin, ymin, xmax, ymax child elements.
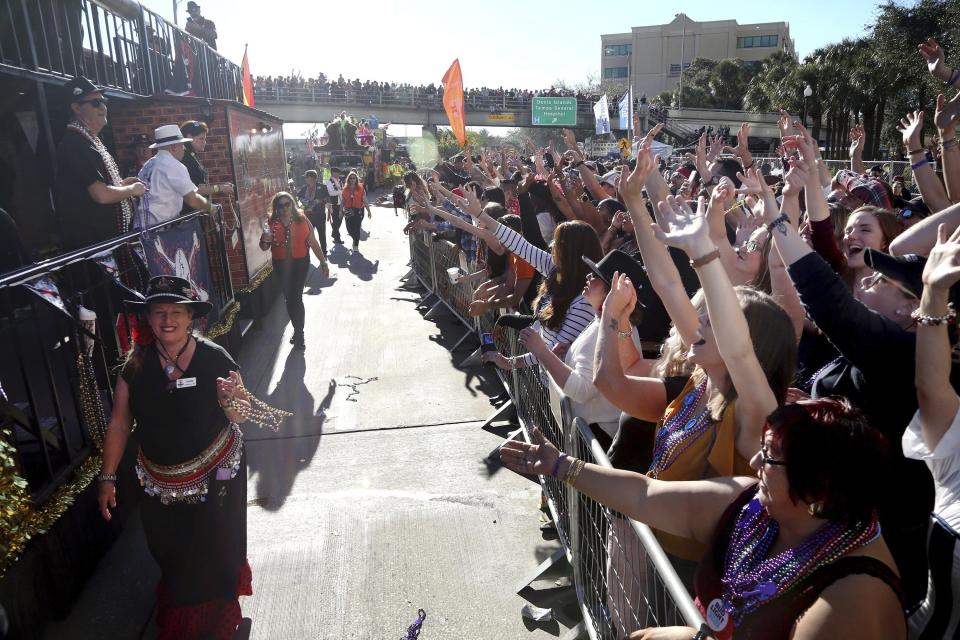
<box><xmin>494</xmin><ymin>222</ymin><xmax>595</xmax><ymax>365</ymax></box>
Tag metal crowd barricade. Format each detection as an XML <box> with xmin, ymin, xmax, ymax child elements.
<box><xmin>403</xmin><ymin>240</ymin><xmax>704</xmax><ymax>638</ymax></box>
<box><xmin>428</xmin><ymin>239</ymin><xmax>477</xmax><ymax>350</ymax></box>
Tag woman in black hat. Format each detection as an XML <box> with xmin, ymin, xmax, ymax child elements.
<box><xmin>97</xmin><ymin>275</ymin><xmax>252</xmax><ymax>640</ymax></box>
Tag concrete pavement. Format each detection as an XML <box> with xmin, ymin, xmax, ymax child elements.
<box><xmin>44</xmin><ymin>202</ymin><xmax>580</xmax><ymax>639</ymax></box>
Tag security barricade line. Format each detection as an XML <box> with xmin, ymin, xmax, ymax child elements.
<box><xmin>403</xmin><ymin>240</ymin><xmax>704</xmax><ymax>638</ymax></box>
<box><xmin>410</xmin><ymin>231</ymin><xmax>437</xmax><ymax>309</ymax></box>
<box><xmin>429</xmin><ymin>239</ymin><xmax>479</xmax><ymax>351</ymax></box>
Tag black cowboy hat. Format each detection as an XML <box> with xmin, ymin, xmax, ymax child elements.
<box><xmin>581</xmin><ymin>250</ymin><xmax>646</xmax><ymax>307</ymax></box>
<box><xmin>63</xmin><ymin>76</ymin><xmax>102</xmax><ymax>102</ymax></box>
<box><xmin>125</xmin><ymin>275</ymin><xmax>213</xmax><ymax>317</ymax></box>
<box><xmin>864</xmin><ymin>248</ymin><xmax>960</xmax><ymax>307</ymax></box>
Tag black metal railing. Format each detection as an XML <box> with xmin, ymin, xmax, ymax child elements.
<box><xmin>0</xmin><ymin>0</ymin><xmax>241</xmax><ymax>101</ymax></box>
<box><xmin>0</xmin><ymin>208</ymin><xmax>234</xmax><ymax>505</ymax></box>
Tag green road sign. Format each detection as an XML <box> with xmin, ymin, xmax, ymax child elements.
<box><xmin>531</xmin><ymin>97</ymin><xmax>578</xmax><ymax>127</ymax></box>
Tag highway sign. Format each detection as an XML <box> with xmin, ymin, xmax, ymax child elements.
<box><xmin>531</xmin><ymin>97</ymin><xmax>578</xmax><ymax>127</ymax></box>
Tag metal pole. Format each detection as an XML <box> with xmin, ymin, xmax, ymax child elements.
<box><xmin>172</xmin><ymin>0</ymin><xmax>178</xmax><ymax>25</ymax></box>
<box><xmin>678</xmin><ymin>14</ymin><xmax>685</xmax><ymax>112</ymax></box>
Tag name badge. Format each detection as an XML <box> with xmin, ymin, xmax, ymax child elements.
<box><xmin>175</xmin><ymin>377</ymin><xmax>197</xmax><ymax>389</ymax></box>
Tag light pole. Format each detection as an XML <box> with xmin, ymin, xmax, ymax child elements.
<box><xmin>677</xmin><ymin>13</ymin><xmax>686</xmax><ymax>111</ymax></box>
<box><xmin>802</xmin><ymin>84</ymin><xmax>813</xmax><ymax>128</ymax></box>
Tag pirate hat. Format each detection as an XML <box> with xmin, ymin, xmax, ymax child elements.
<box><xmin>125</xmin><ymin>275</ymin><xmax>212</xmax><ymax>317</ymax></box>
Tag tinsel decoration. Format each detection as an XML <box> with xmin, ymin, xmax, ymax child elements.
<box><xmin>0</xmin><ymin>451</ymin><xmax>101</xmax><ymax>576</ymax></box>
<box><xmin>240</xmin><ymin>264</ymin><xmax>273</xmax><ymax>293</ymax></box>
<box><xmin>77</xmin><ymin>353</ymin><xmax>107</xmax><ymax>450</ymax></box>
<box><xmin>205</xmin><ymin>301</ymin><xmax>240</xmax><ymax>340</ymax></box>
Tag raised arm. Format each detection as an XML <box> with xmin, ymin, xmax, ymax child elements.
<box><xmin>915</xmin><ymin>223</ymin><xmax>960</xmax><ymax>448</ymax></box>
<box><xmin>653</xmin><ymin>195</ymin><xmax>780</xmax><ymax>456</ymax></box>
<box><xmin>499</xmin><ymin>427</ymin><xmax>755</xmax><ymax>545</ymax></box>
<box><xmin>897</xmin><ymin>110</ymin><xmax>951</xmax><ymax>214</ymax></box>
<box><xmin>849</xmin><ymin>124</ymin><xmax>866</xmax><ymax>176</ymax></box>
<box><xmin>620</xmin><ymin>149</ymin><xmax>701</xmax><ymax>347</ymax></box>
<box><xmin>935</xmin><ymin>91</ymin><xmax>960</xmax><ymax>204</ymax></box>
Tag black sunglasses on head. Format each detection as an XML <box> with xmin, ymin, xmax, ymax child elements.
<box><xmin>76</xmin><ymin>97</ymin><xmax>108</xmax><ymax>108</ymax></box>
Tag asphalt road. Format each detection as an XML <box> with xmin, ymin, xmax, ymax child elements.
<box><xmin>44</xmin><ymin>202</ymin><xmax>579</xmax><ymax>639</ymax></box>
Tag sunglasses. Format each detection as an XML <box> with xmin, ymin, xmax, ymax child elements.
<box><xmin>76</xmin><ymin>98</ymin><xmax>108</xmax><ymax>108</ymax></box>
<box><xmin>760</xmin><ymin>445</ymin><xmax>787</xmax><ymax>467</ymax></box>
<box><xmin>276</xmin><ymin>201</ymin><xmax>293</xmax><ymax>209</ymax></box>
<box><xmin>735</xmin><ymin>238</ymin><xmax>762</xmax><ymax>258</ymax></box>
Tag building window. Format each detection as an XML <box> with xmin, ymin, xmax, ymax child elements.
<box><xmin>604</xmin><ymin>67</ymin><xmax>629</xmax><ymax>79</ymax></box>
<box><xmin>604</xmin><ymin>44</ymin><xmax>632</xmax><ymax>57</ymax></box>
<box><xmin>737</xmin><ymin>35</ymin><xmax>778</xmax><ymax>49</ymax></box>
<box><xmin>668</xmin><ymin>62</ymin><xmax>691</xmax><ymax>77</ymax></box>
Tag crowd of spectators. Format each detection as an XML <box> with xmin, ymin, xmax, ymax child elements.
<box><xmin>400</xmin><ymin>35</ymin><xmax>960</xmax><ymax>640</ymax></box>
<box><xmin>252</xmin><ymin>73</ymin><xmax>611</xmax><ymax>113</ymax></box>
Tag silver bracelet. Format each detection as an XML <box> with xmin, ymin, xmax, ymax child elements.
<box><xmin>98</xmin><ymin>473</ymin><xmax>117</xmax><ymax>484</ymax></box>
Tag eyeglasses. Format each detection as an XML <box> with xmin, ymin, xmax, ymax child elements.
<box><xmin>76</xmin><ymin>98</ymin><xmax>108</xmax><ymax>108</ymax></box>
<box><xmin>760</xmin><ymin>445</ymin><xmax>787</xmax><ymax>467</ymax></box>
<box><xmin>276</xmin><ymin>201</ymin><xmax>292</xmax><ymax>209</ymax></box>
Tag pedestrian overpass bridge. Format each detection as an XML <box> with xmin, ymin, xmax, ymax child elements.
<box><xmin>253</xmin><ymin>88</ymin><xmax>782</xmax><ymax>143</ymax></box>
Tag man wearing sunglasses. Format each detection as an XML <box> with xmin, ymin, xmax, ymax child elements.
<box><xmin>54</xmin><ymin>76</ymin><xmax>146</xmax><ymax>250</ymax></box>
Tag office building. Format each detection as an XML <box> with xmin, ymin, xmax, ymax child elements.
<box><xmin>601</xmin><ymin>14</ymin><xmax>796</xmax><ymax>100</ymax></box>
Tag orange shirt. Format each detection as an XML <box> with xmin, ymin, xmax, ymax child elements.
<box><xmin>649</xmin><ymin>375</ymin><xmax>753</xmax><ymax>561</ymax></box>
<box><xmin>342</xmin><ymin>184</ymin><xmax>366</xmax><ymax>209</ymax></box>
<box><xmin>269</xmin><ymin>217</ymin><xmax>311</xmax><ymax>260</ymax></box>
<box><xmin>510</xmin><ymin>254</ymin><xmax>535</xmax><ymax>280</ymax></box>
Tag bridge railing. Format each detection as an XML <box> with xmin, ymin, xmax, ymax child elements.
<box><xmin>253</xmin><ymin>84</ymin><xmax>598</xmax><ymax>115</ymax></box>
<box><xmin>0</xmin><ymin>0</ymin><xmax>241</xmax><ymax>101</ymax></box>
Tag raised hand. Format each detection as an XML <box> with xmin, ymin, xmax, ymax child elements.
<box><xmin>619</xmin><ymin>147</ymin><xmax>655</xmax><ymax>202</ymax></box>
<box><xmin>723</xmin><ymin>122</ymin><xmax>751</xmax><ymax>158</ymax></box>
<box><xmin>935</xmin><ymin>91</ymin><xmax>960</xmax><ymax>133</ymax></box>
<box><xmin>498</xmin><ymin>427</ymin><xmax>561</xmax><ymax>478</ymax></box>
<box><xmin>735</xmin><ymin>167</ymin><xmax>763</xmax><ymax>195</ymax></box>
<box><xmin>652</xmin><ymin>195</ymin><xmax>711</xmax><ymax>256</ymax></box>
<box><xmin>923</xmin><ymin>223</ymin><xmax>960</xmax><ymax>291</ymax></box>
<box><xmin>602</xmin><ymin>271</ymin><xmax>638</xmax><ymax>319</ymax></box>
<box><xmin>518</xmin><ymin>326</ymin><xmax>548</xmax><ymax>356</ymax></box>
<box><xmin>919</xmin><ymin>38</ymin><xmax>952</xmax><ymax>83</ymax></box>
<box><xmin>849</xmin><ymin>124</ymin><xmax>865</xmax><ymax>158</ymax></box>
<box><xmin>778</xmin><ymin>110</ymin><xmax>794</xmax><ymax>139</ymax></box>
<box><xmin>782</xmin><ymin>155</ymin><xmax>811</xmax><ymax>198</ymax></box>
<box><xmin>897</xmin><ymin>110</ymin><xmax>925</xmax><ymax>148</ymax></box>
<box><xmin>706</xmin><ymin>134</ymin><xmax>723</xmax><ymax>163</ymax></box>
<box><xmin>638</xmin><ymin>122</ymin><xmax>664</xmax><ymax>150</ymax></box>
<box><xmin>562</xmin><ymin>128</ymin><xmax>578</xmax><ymax>151</ymax></box>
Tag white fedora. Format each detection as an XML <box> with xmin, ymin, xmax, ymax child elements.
<box><xmin>149</xmin><ymin>124</ymin><xmax>192</xmax><ymax>149</ymax></box>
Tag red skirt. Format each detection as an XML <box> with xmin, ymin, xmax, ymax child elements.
<box><xmin>156</xmin><ymin>560</ymin><xmax>252</xmax><ymax>640</ymax></box>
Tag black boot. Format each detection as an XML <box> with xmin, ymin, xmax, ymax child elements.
<box><xmin>291</xmin><ymin>331</ymin><xmax>305</xmax><ymax>350</ymax></box>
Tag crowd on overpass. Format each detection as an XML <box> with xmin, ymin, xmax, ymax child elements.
<box><xmin>253</xmin><ymin>73</ymin><xmax>613</xmax><ymax>113</ymax></box>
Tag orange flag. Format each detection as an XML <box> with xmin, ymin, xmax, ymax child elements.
<box><xmin>241</xmin><ymin>45</ymin><xmax>255</xmax><ymax>107</ymax></box>
<box><xmin>441</xmin><ymin>59</ymin><xmax>466</xmax><ymax>146</ymax></box>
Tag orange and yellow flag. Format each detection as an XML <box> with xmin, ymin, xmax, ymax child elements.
<box><xmin>441</xmin><ymin>59</ymin><xmax>466</xmax><ymax>146</ymax></box>
<box><xmin>241</xmin><ymin>45</ymin><xmax>255</xmax><ymax>108</ymax></box>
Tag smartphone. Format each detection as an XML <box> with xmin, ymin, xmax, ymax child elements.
<box><xmin>480</xmin><ymin>333</ymin><xmax>497</xmax><ymax>354</ymax></box>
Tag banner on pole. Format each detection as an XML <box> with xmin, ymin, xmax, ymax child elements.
<box><xmin>441</xmin><ymin>59</ymin><xmax>466</xmax><ymax>146</ymax></box>
<box><xmin>594</xmin><ymin>95</ymin><xmax>611</xmax><ymax>135</ymax></box>
<box><xmin>618</xmin><ymin>94</ymin><xmax>631</xmax><ymax>130</ymax></box>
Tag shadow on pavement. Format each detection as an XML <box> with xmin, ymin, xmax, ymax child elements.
<box><xmin>244</xmin><ymin>351</ymin><xmax>336</xmax><ymax>511</ymax></box>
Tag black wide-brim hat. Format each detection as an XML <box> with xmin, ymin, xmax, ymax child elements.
<box><xmin>864</xmin><ymin>248</ymin><xmax>960</xmax><ymax>307</ymax></box>
<box><xmin>581</xmin><ymin>250</ymin><xmax>646</xmax><ymax>307</ymax></box>
<box><xmin>63</xmin><ymin>75</ymin><xmax>103</xmax><ymax>101</ymax></box>
<box><xmin>124</xmin><ymin>275</ymin><xmax>213</xmax><ymax>317</ymax></box>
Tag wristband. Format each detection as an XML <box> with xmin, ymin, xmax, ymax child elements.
<box><xmin>942</xmin><ymin>139</ymin><xmax>959</xmax><ymax>151</ymax></box>
<box><xmin>689</xmin><ymin>247</ymin><xmax>720</xmax><ymax>269</ymax></box>
<box><xmin>550</xmin><ymin>453</ymin><xmax>567</xmax><ymax>479</ymax></box>
<box><xmin>743</xmin><ymin>159</ymin><xmax>755</xmax><ymax>170</ymax></box>
<box><xmin>98</xmin><ymin>473</ymin><xmax>117</xmax><ymax>484</ymax></box>
<box><xmin>767</xmin><ymin>212</ymin><xmax>790</xmax><ymax>233</ymax></box>
<box><xmin>911</xmin><ymin>158</ymin><xmax>931</xmax><ymax>170</ymax></box>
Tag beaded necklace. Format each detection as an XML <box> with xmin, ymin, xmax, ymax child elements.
<box><xmin>67</xmin><ymin>120</ymin><xmax>132</xmax><ymax>233</ymax></box>
<box><xmin>648</xmin><ymin>377</ymin><xmax>711</xmax><ymax>478</ymax></box>
<box><xmin>721</xmin><ymin>497</ymin><xmax>881</xmax><ymax>626</ymax></box>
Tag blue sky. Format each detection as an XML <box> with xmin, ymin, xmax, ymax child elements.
<box><xmin>139</xmin><ymin>0</ymin><xmax>900</xmax><ymax>136</ymax></box>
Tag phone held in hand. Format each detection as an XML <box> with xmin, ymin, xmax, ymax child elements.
<box><xmin>480</xmin><ymin>333</ymin><xmax>497</xmax><ymax>354</ymax></box>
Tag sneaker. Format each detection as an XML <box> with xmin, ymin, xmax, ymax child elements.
<box><xmin>333</xmin><ymin>239</ymin><xmax>344</xmax><ymax>244</ymax></box>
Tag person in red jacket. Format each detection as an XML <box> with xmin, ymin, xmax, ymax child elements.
<box><xmin>339</xmin><ymin>170</ymin><xmax>372</xmax><ymax>252</ymax></box>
